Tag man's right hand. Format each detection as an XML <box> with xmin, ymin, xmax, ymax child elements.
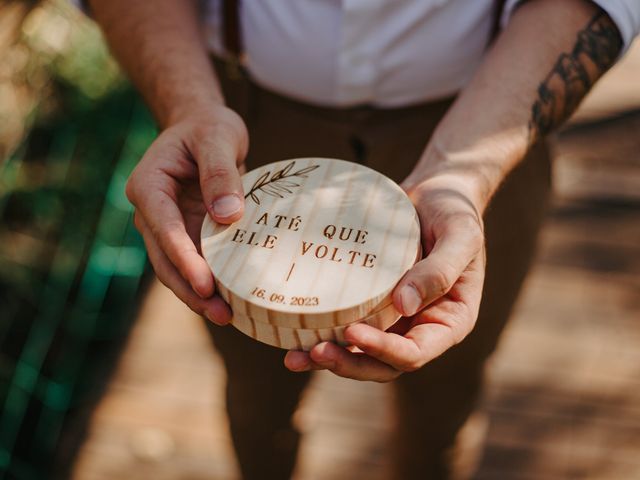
<box><xmin>126</xmin><ymin>106</ymin><xmax>249</xmax><ymax>324</ymax></box>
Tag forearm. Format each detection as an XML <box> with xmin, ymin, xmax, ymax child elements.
<box><xmin>89</xmin><ymin>0</ymin><xmax>224</xmax><ymax>128</ymax></box>
<box><xmin>407</xmin><ymin>0</ymin><xmax>622</xmax><ymax>213</ymax></box>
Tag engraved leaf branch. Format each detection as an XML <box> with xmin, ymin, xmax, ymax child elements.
<box><xmin>244</xmin><ymin>161</ymin><xmax>320</xmax><ymax>205</ymax></box>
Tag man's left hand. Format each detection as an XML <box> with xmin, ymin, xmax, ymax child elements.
<box><xmin>284</xmin><ymin>175</ymin><xmax>486</xmax><ymax>382</ymax></box>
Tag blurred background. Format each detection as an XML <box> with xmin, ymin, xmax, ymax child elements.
<box><xmin>0</xmin><ymin>1</ymin><xmax>639</xmax><ymax>479</ymax></box>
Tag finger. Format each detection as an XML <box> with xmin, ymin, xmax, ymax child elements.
<box><xmin>344</xmin><ymin>319</ymin><xmax>464</xmax><ymax>372</ymax></box>
<box><xmin>137</xmin><ymin>214</ymin><xmax>231</xmax><ymax>325</ymax></box>
<box><xmin>403</xmin><ymin>317</ymin><xmax>468</xmax><ymax>364</ymax></box>
<box><xmin>343</xmin><ymin>323</ymin><xmax>425</xmax><ymax>372</ymax></box>
<box><xmin>309</xmin><ymin>342</ymin><xmax>401</xmax><ymax>382</ymax></box>
<box><xmin>133</xmin><ymin>188</ymin><xmax>215</xmax><ymax>299</ymax></box>
<box><xmin>393</xmin><ymin>215</ymin><xmax>483</xmax><ymax>316</ymax></box>
<box><xmin>284</xmin><ymin>351</ymin><xmax>327</xmax><ymax>372</ymax></box>
<box><xmin>193</xmin><ymin>124</ymin><xmax>245</xmax><ymax>224</ymax></box>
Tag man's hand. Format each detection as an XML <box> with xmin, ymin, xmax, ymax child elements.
<box><xmin>285</xmin><ymin>0</ymin><xmax>623</xmax><ymax>381</ymax></box>
<box><xmin>126</xmin><ymin>106</ymin><xmax>248</xmax><ymax>324</ymax></box>
<box><xmin>284</xmin><ymin>175</ymin><xmax>486</xmax><ymax>382</ymax></box>
<box><xmin>89</xmin><ymin>0</ymin><xmax>251</xmax><ymax>322</ymax></box>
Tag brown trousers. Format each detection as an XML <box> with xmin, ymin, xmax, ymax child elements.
<box><xmin>206</xmin><ymin>60</ymin><xmax>552</xmax><ymax>480</ymax></box>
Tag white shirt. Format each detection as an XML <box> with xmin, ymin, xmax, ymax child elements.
<box><xmin>74</xmin><ymin>0</ymin><xmax>640</xmax><ymax>108</ymax></box>
<box><xmin>201</xmin><ymin>0</ymin><xmax>640</xmax><ymax>108</ymax></box>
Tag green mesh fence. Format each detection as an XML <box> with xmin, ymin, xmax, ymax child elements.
<box><xmin>0</xmin><ymin>85</ymin><xmax>156</xmax><ymax>480</ymax></box>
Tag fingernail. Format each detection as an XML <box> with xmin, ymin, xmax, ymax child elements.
<box><xmin>212</xmin><ymin>194</ymin><xmax>242</xmax><ymax>219</ymax></box>
<box><xmin>293</xmin><ymin>362</ymin><xmax>311</xmax><ymax>372</ymax></box>
<box><xmin>400</xmin><ymin>284</ymin><xmax>422</xmax><ymax>316</ymax></box>
<box><xmin>346</xmin><ymin>324</ymin><xmax>371</xmax><ymax>345</ymax></box>
<box><xmin>287</xmin><ymin>353</ymin><xmax>311</xmax><ymax>372</ymax></box>
<box><xmin>312</xmin><ymin>343</ymin><xmax>337</xmax><ymax>369</ymax></box>
<box><xmin>194</xmin><ymin>282</ymin><xmax>211</xmax><ymax>299</ymax></box>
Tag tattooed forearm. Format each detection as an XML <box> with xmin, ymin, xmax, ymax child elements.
<box><xmin>528</xmin><ymin>10</ymin><xmax>623</xmax><ymax>143</ymax></box>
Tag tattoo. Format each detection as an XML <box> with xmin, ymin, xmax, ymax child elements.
<box><xmin>528</xmin><ymin>10</ymin><xmax>623</xmax><ymax>144</ymax></box>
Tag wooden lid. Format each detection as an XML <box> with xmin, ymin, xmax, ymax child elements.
<box><xmin>201</xmin><ymin>158</ymin><xmax>421</xmax><ymax>330</ymax></box>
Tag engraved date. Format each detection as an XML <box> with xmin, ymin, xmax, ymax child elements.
<box><xmin>250</xmin><ymin>287</ymin><xmax>319</xmax><ymax>307</ymax></box>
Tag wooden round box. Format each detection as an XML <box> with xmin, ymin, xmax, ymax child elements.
<box><xmin>201</xmin><ymin>158</ymin><xmax>421</xmax><ymax>350</ymax></box>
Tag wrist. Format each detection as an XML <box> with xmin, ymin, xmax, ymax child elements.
<box><xmin>165</xmin><ymin>102</ymin><xmax>245</xmax><ymax>135</ymax></box>
<box><xmin>163</xmin><ymin>103</ymin><xmax>249</xmax><ymax>162</ymax></box>
<box><xmin>164</xmin><ymin>96</ymin><xmax>227</xmax><ymax>129</ymax></box>
<box><xmin>405</xmin><ymin>136</ymin><xmax>520</xmax><ymax>215</ymax></box>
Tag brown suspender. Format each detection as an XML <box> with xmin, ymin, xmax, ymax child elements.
<box><xmin>492</xmin><ymin>0</ymin><xmax>509</xmax><ymax>42</ymax></box>
<box><xmin>222</xmin><ymin>0</ymin><xmax>242</xmax><ymax>60</ymax></box>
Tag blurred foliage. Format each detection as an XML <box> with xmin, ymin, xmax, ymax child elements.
<box><xmin>0</xmin><ymin>0</ymin><xmax>123</xmax><ymax>159</ymax></box>
<box><xmin>0</xmin><ymin>87</ymin><xmax>155</xmax><ymax>479</ymax></box>
<box><xmin>0</xmin><ymin>1</ymin><xmax>155</xmax><ymax>478</ymax></box>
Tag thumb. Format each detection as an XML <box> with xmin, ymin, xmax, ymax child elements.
<box><xmin>393</xmin><ymin>216</ymin><xmax>483</xmax><ymax>316</ymax></box>
<box><xmin>193</xmin><ymin>121</ymin><xmax>247</xmax><ymax>224</ymax></box>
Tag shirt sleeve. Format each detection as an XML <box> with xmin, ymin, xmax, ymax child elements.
<box><xmin>501</xmin><ymin>0</ymin><xmax>640</xmax><ymax>55</ymax></box>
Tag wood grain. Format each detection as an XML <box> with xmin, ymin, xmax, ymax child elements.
<box><xmin>201</xmin><ymin>158</ymin><xmax>421</xmax><ymax>331</ymax></box>
<box><xmin>230</xmin><ymin>301</ymin><xmax>402</xmax><ymax>351</ymax></box>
